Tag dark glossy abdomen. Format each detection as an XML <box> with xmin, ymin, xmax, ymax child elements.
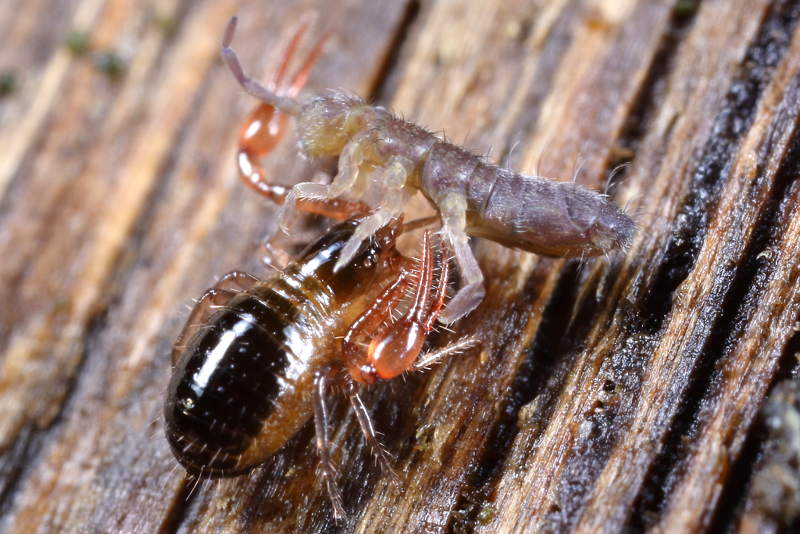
<box><xmin>164</xmin><ymin>288</ymin><xmax>309</xmax><ymax>477</ymax></box>
<box><xmin>164</xmin><ymin>217</ymin><xmax>399</xmax><ymax>477</ymax></box>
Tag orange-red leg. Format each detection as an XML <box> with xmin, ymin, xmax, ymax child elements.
<box><xmin>229</xmin><ymin>16</ymin><xmax>351</xmax><ymax>217</ymax></box>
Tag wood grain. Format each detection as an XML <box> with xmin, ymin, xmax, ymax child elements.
<box><xmin>1</xmin><ymin>0</ymin><xmax>800</xmax><ymax>533</ymax></box>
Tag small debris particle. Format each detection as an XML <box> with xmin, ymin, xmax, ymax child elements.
<box><xmin>0</xmin><ymin>71</ymin><xmax>17</xmax><ymax>97</ymax></box>
<box><xmin>602</xmin><ymin>379</ymin><xmax>617</xmax><ymax>393</ymax></box>
<box><xmin>65</xmin><ymin>30</ymin><xmax>91</xmax><ymax>56</ymax></box>
<box><xmin>477</xmin><ymin>503</ymin><xmax>496</xmax><ymax>524</ymax></box>
<box><xmin>93</xmin><ymin>51</ymin><xmax>126</xmax><ymax>80</ymax></box>
<box><xmin>153</xmin><ymin>12</ymin><xmax>178</xmax><ymax>36</ymax></box>
<box><xmin>674</xmin><ymin>0</ymin><xmax>697</xmax><ymax>18</ymax></box>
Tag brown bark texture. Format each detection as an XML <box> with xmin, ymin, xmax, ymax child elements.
<box><xmin>2</xmin><ymin>0</ymin><xmax>800</xmax><ymax>533</ymax></box>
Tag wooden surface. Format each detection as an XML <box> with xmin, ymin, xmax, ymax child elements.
<box><xmin>2</xmin><ymin>0</ymin><xmax>800</xmax><ymax>532</ymax></box>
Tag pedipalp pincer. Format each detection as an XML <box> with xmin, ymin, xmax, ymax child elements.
<box><xmin>222</xmin><ymin>16</ymin><xmax>636</xmax><ymax>323</ymax></box>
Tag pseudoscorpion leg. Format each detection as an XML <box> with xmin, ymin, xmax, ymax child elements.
<box><xmin>344</xmin><ymin>376</ymin><xmax>399</xmax><ymax>482</ymax></box>
<box><xmin>312</xmin><ymin>370</ymin><xmax>346</xmax><ymax>520</ymax></box>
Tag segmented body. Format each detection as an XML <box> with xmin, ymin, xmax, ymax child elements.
<box><xmin>297</xmin><ymin>90</ymin><xmax>635</xmax><ymax>258</ymax></box>
<box><xmin>165</xmin><ymin>216</ymin><xmax>465</xmax><ymax>519</ymax></box>
<box><xmin>221</xmin><ymin>17</ymin><xmax>636</xmax><ymax>323</ymax></box>
<box><xmin>165</xmin><ymin>285</ymin><xmax>319</xmax><ymax>475</ymax></box>
<box><xmin>165</xmin><ymin>219</ymin><xmax>402</xmax><ymax>476</ymax></box>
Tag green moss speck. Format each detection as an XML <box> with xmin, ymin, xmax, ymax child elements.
<box><xmin>0</xmin><ymin>72</ymin><xmax>18</xmax><ymax>97</ymax></box>
<box><xmin>674</xmin><ymin>0</ymin><xmax>697</xmax><ymax>17</ymax></box>
<box><xmin>93</xmin><ymin>51</ymin><xmax>126</xmax><ymax>80</ymax></box>
<box><xmin>65</xmin><ymin>30</ymin><xmax>91</xmax><ymax>56</ymax></box>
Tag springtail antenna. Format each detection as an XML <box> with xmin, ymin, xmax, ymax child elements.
<box><xmin>221</xmin><ymin>17</ymin><xmax>303</xmax><ymax>116</ymax></box>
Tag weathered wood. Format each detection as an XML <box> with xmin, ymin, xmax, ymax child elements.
<box><xmin>2</xmin><ymin>0</ymin><xmax>800</xmax><ymax>533</ymax></box>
